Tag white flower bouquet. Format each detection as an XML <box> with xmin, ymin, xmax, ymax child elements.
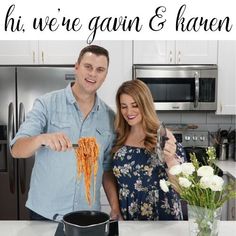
<box><xmin>160</xmin><ymin>146</ymin><xmax>236</xmax><ymax>209</ymax></box>
<box><xmin>160</xmin><ymin>147</ymin><xmax>236</xmax><ymax>236</ymax></box>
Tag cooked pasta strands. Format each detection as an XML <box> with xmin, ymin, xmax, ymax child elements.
<box><xmin>75</xmin><ymin>137</ymin><xmax>99</xmax><ymax>206</ymax></box>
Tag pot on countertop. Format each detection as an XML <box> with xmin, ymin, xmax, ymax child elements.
<box><xmin>61</xmin><ymin>210</ymin><xmax>117</xmax><ymax>236</ymax></box>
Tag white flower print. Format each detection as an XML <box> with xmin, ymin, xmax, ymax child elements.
<box><xmin>141</xmin><ymin>203</ymin><xmax>153</xmax><ymax>217</ymax></box>
<box><xmin>113</xmin><ymin>166</ymin><xmax>121</xmax><ymax>178</ymax></box>
<box><xmin>128</xmin><ymin>202</ymin><xmax>139</xmax><ymax>216</ymax></box>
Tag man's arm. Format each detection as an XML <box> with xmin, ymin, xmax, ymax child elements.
<box><xmin>102</xmin><ymin>170</ymin><xmax>122</xmax><ymax>220</ymax></box>
<box><xmin>11</xmin><ymin>132</ymin><xmax>73</xmax><ymax>158</ymax></box>
<box><xmin>11</xmin><ymin>135</ymin><xmax>43</xmax><ymax>158</ymax></box>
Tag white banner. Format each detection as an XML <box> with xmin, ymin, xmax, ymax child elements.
<box><xmin>0</xmin><ymin>0</ymin><xmax>235</xmax><ymax>42</ymax></box>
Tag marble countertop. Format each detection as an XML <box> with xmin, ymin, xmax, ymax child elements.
<box><xmin>216</xmin><ymin>160</ymin><xmax>236</xmax><ymax>179</ymax></box>
<box><xmin>0</xmin><ymin>220</ymin><xmax>236</xmax><ymax>236</ymax></box>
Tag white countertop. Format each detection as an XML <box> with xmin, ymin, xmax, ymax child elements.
<box><xmin>0</xmin><ymin>220</ymin><xmax>236</xmax><ymax>236</ymax></box>
<box><xmin>216</xmin><ymin>160</ymin><xmax>236</xmax><ymax>179</ymax></box>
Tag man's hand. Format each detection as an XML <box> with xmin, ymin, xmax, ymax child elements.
<box><xmin>39</xmin><ymin>132</ymin><xmax>73</xmax><ymax>151</ymax></box>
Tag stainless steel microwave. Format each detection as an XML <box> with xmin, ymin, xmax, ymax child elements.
<box><xmin>133</xmin><ymin>64</ymin><xmax>217</xmax><ymax>111</ymax></box>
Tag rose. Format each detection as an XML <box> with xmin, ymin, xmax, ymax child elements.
<box><xmin>181</xmin><ymin>163</ymin><xmax>195</xmax><ymax>176</ymax></box>
<box><xmin>197</xmin><ymin>166</ymin><xmax>214</xmax><ymax>177</ymax></box>
<box><xmin>169</xmin><ymin>164</ymin><xmax>182</xmax><ymax>175</ymax></box>
<box><xmin>200</xmin><ymin>175</ymin><xmax>224</xmax><ymax>191</ymax></box>
<box><xmin>160</xmin><ymin>179</ymin><xmax>170</xmax><ymax>193</ymax></box>
<box><xmin>209</xmin><ymin>175</ymin><xmax>224</xmax><ymax>191</ymax></box>
<box><xmin>200</xmin><ymin>176</ymin><xmax>211</xmax><ymax>189</ymax></box>
<box><xmin>179</xmin><ymin>177</ymin><xmax>192</xmax><ymax>188</ymax></box>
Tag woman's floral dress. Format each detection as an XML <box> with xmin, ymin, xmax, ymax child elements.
<box><xmin>112</xmin><ymin>144</ymin><xmax>186</xmax><ymax>220</ymax></box>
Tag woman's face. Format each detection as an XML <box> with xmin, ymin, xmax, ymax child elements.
<box><xmin>120</xmin><ymin>93</ymin><xmax>142</xmax><ymax>127</ymax></box>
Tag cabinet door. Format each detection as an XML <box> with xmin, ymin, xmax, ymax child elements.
<box><xmin>216</xmin><ymin>41</ymin><xmax>236</xmax><ymax>115</ymax></box>
<box><xmin>133</xmin><ymin>41</ymin><xmax>175</xmax><ymax>64</ymax></box>
<box><xmin>0</xmin><ymin>41</ymin><xmax>38</xmax><ymax>64</ymax></box>
<box><xmin>176</xmin><ymin>41</ymin><xmax>218</xmax><ymax>64</ymax></box>
<box><xmin>98</xmin><ymin>41</ymin><xmax>132</xmax><ymax>110</ymax></box>
<box><xmin>38</xmin><ymin>41</ymin><xmax>89</xmax><ymax>64</ymax></box>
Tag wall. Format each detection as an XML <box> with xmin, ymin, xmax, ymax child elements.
<box><xmin>158</xmin><ymin>112</ymin><xmax>236</xmax><ymax>132</ymax></box>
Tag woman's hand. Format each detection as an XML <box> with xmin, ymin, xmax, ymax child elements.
<box><xmin>110</xmin><ymin>208</ymin><xmax>123</xmax><ymax>221</ymax></box>
<box><xmin>163</xmin><ymin>129</ymin><xmax>179</xmax><ymax>168</ymax></box>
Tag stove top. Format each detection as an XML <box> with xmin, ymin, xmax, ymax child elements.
<box><xmin>172</xmin><ymin>130</ymin><xmax>209</xmax><ymax>148</ymax></box>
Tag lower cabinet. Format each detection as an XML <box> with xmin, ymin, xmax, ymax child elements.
<box><xmin>227</xmin><ymin>176</ymin><xmax>236</xmax><ymax>220</ymax></box>
<box><xmin>222</xmin><ymin>173</ymin><xmax>236</xmax><ymax>220</ymax></box>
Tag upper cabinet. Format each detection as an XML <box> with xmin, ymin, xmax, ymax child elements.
<box><xmin>0</xmin><ymin>41</ymin><xmax>88</xmax><ymax>64</ymax></box>
<box><xmin>38</xmin><ymin>41</ymin><xmax>88</xmax><ymax>64</ymax></box>
<box><xmin>0</xmin><ymin>41</ymin><xmax>38</xmax><ymax>64</ymax></box>
<box><xmin>216</xmin><ymin>41</ymin><xmax>236</xmax><ymax>115</ymax></box>
<box><xmin>133</xmin><ymin>40</ymin><xmax>218</xmax><ymax>64</ymax></box>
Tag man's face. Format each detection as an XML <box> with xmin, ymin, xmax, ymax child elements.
<box><xmin>74</xmin><ymin>52</ymin><xmax>108</xmax><ymax>95</ymax></box>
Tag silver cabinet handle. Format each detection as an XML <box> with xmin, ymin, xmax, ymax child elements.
<box><xmin>7</xmin><ymin>102</ymin><xmax>16</xmax><ymax>194</ymax></box>
<box><xmin>169</xmin><ymin>50</ymin><xmax>173</xmax><ymax>63</ymax></box>
<box><xmin>178</xmin><ymin>51</ymin><xmax>181</xmax><ymax>63</ymax></box>
<box><xmin>18</xmin><ymin>102</ymin><xmax>26</xmax><ymax>194</ymax></box>
<box><xmin>194</xmin><ymin>72</ymin><xmax>200</xmax><ymax>108</ymax></box>
<box><xmin>42</xmin><ymin>51</ymin><xmax>44</xmax><ymax>64</ymax></box>
<box><xmin>33</xmin><ymin>51</ymin><xmax>35</xmax><ymax>63</ymax></box>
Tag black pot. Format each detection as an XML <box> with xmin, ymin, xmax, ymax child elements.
<box><xmin>63</xmin><ymin>211</ymin><xmax>110</xmax><ymax>236</ymax></box>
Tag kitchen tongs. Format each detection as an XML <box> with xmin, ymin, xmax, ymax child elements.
<box><xmin>41</xmin><ymin>144</ymin><xmax>79</xmax><ymax>148</ymax></box>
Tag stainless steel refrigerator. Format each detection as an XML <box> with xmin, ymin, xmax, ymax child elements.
<box><xmin>0</xmin><ymin>66</ymin><xmax>74</xmax><ymax>219</ymax></box>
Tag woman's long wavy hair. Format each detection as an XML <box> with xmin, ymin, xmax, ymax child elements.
<box><xmin>112</xmin><ymin>79</ymin><xmax>160</xmax><ymax>154</ymax></box>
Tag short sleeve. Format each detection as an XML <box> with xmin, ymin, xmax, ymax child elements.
<box><xmin>10</xmin><ymin>98</ymin><xmax>47</xmax><ymax>146</ymax></box>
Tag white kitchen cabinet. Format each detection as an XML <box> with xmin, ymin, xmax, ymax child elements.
<box><xmin>0</xmin><ymin>40</ymin><xmax>89</xmax><ymax>64</ymax></box>
<box><xmin>38</xmin><ymin>41</ymin><xmax>88</xmax><ymax>64</ymax></box>
<box><xmin>98</xmin><ymin>41</ymin><xmax>132</xmax><ymax>111</ymax></box>
<box><xmin>133</xmin><ymin>40</ymin><xmax>218</xmax><ymax>64</ymax></box>
<box><xmin>216</xmin><ymin>41</ymin><xmax>236</xmax><ymax>115</ymax></box>
<box><xmin>133</xmin><ymin>41</ymin><xmax>175</xmax><ymax>64</ymax></box>
<box><xmin>0</xmin><ymin>41</ymin><xmax>38</xmax><ymax>64</ymax></box>
<box><xmin>223</xmin><ymin>173</ymin><xmax>236</xmax><ymax>220</ymax></box>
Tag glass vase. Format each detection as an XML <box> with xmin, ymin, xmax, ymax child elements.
<box><xmin>187</xmin><ymin>205</ymin><xmax>222</xmax><ymax>236</ymax></box>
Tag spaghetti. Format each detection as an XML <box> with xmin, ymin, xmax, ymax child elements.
<box><xmin>75</xmin><ymin>137</ymin><xmax>99</xmax><ymax>206</ymax></box>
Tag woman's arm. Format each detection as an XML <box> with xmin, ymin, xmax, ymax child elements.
<box><xmin>102</xmin><ymin>171</ymin><xmax>123</xmax><ymax>220</ymax></box>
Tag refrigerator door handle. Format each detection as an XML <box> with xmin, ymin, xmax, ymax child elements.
<box><xmin>18</xmin><ymin>102</ymin><xmax>26</xmax><ymax>194</ymax></box>
<box><xmin>7</xmin><ymin>102</ymin><xmax>16</xmax><ymax>194</ymax></box>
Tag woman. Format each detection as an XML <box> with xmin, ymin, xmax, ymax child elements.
<box><xmin>112</xmin><ymin>80</ymin><xmax>185</xmax><ymax>220</ymax></box>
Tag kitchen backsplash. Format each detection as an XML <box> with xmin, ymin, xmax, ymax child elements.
<box><xmin>158</xmin><ymin>112</ymin><xmax>236</xmax><ymax>132</ymax></box>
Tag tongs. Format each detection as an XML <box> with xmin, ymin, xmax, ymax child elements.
<box><xmin>41</xmin><ymin>144</ymin><xmax>79</xmax><ymax>148</ymax></box>
<box><xmin>155</xmin><ymin>122</ymin><xmax>169</xmax><ymax>162</ymax></box>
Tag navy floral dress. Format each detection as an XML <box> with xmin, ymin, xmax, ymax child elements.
<box><xmin>112</xmin><ymin>144</ymin><xmax>186</xmax><ymax>221</ymax></box>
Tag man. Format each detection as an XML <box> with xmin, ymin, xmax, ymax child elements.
<box><xmin>11</xmin><ymin>45</ymin><xmax>121</xmax><ymax>220</ymax></box>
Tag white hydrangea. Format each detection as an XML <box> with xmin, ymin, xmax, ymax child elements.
<box><xmin>179</xmin><ymin>177</ymin><xmax>192</xmax><ymax>188</ymax></box>
<box><xmin>181</xmin><ymin>163</ymin><xmax>195</xmax><ymax>176</ymax></box>
<box><xmin>197</xmin><ymin>166</ymin><xmax>214</xmax><ymax>177</ymax></box>
<box><xmin>159</xmin><ymin>179</ymin><xmax>170</xmax><ymax>193</ymax></box>
<box><xmin>169</xmin><ymin>164</ymin><xmax>182</xmax><ymax>176</ymax></box>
